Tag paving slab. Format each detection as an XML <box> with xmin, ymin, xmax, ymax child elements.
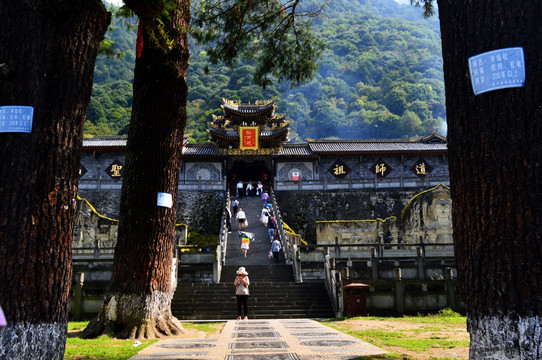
<box><xmin>130</xmin><ymin>319</ymin><xmax>387</xmax><ymax>360</ymax></box>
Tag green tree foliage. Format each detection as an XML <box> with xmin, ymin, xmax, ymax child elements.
<box><xmin>87</xmin><ymin>0</ymin><xmax>446</xmax><ymax>141</ymax></box>
<box><xmin>85</xmin><ymin>9</ymin><xmax>135</xmax><ymax>136</ymax></box>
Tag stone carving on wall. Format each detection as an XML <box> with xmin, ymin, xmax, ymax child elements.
<box><xmin>402</xmin><ymin>184</ymin><xmax>453</xmax><ymax>244</ymax></box>
<box><xmin>317</xmin><ymin>217</ymin><xmax>399</xmax><ymax>245</ymax></box>
<box><xmin>73</xmin><ymin>198</ymin><xmax>118</xmax><ymax>252</ymax></box>
<box><xmin>316</xmin><ymin>184</ymin><xmax>452</xmax><ymax>246</ymax></box>
<box><xmin>185</xmin><ymin>163</ymin><xmax>222</xmax><ymax>181</ymax></box>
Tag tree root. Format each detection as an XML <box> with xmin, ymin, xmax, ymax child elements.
<box><xmin>82</xmin><ymin>314</ymin><xmax>186</xmax><ymax>339</ymax></box>
<box><xmin>81</xmin><ymin>292</ymin><xmax>187</xmax><ymax>339</ymax></box>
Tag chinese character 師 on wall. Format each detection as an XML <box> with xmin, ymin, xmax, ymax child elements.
<box><xmin>370</xmin><ymin>159</ymin><xmax>392</xmax><ymax>178</ymax></box>
<box><xmin>240</xmin><ymin>126</ymin><xmax>259</xmax><ymax>151</ymax></box>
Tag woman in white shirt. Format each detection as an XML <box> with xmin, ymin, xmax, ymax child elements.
<box><xmin>234</xmin><ymin>267</ymin><xmax>250</xmax><ymax>320</ymax></box>
<box><xmin>236</xmin><ymin>208</ymin><xmax>247</xmax><ymax>230</ymax></box>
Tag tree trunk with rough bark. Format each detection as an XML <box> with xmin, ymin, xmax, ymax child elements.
<box><xmin>0</xmin><ymin>1</ymin><xmax>109</xmax><ymax>358</ymax></box>
<box><xmin>437</xmin><ymin>1</ymin><xmax>542</xmax><ymax>358</ymax></box>
<box><xmin>83</xmin><ymin>0</ymin><xmax>190</xmax><ymax>339</ymax></box>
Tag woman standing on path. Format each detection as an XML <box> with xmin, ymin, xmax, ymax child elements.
<box><xmin>234</xmin><ymin>267</ymin><xmax>250</xmax><ymax>320</ymax></box>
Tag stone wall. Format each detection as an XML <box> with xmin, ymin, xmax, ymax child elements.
<box><xmin>176</xmin><ymin>191</ymin><xmax>227</xmax><ymax>234</ymax></box>
<box><xmin>76</xmin><ymin>189</ymin><xmax>227</xmax><ymax>237</ymax></box>
<box><xmin>275</xmin><ymin>189</ymin><xmax>418</xmax><ymax>244</ymax></box>
<box><xmin>275</xmin><ymin>184</ymin><xmax>451</xmax><ymax>245</ymax></box>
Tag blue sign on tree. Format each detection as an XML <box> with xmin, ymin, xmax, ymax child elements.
<box><xmin>468</xmin><ymin>47</ymin><xmax>525</xmax><ymax>95</ymax></box>
<box><xmin>0</xmin><ymin>106</ymin><xmax>34</xmax><ymax>133</ymax></box>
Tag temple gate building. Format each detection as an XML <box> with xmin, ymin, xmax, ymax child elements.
<box><xmin>78</xmin><ymin>99</ymin><xmax>449</xmax><ymax>236</ymax></box>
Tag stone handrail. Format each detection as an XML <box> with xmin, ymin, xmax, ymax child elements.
<box><xmin>324</xmin><ymin>253</ymin><xmax>343</xmax><ymax>317</ymax></box>
<box><xmin>214</xmin><ymin>194</ymin><xmax>230</xmax><ymax>283</ymax></box>
<box><xmin>79</xmin><ymin>175</ymin><xmax>449</xmax><ymax>192</ymax></box>
<box><xmin>298</xmin><ymin>242</ymin><xmax>455</xmax><ymax>259</ymax></box>
<box><xmin>79</xmin><ymin>176</ymin><xmax>226</xmax><ymax>191</ymax></box>
<box><xmin>274</xmin><ymin>176</ymin><xmax>450</xmax><ymax>191</ymax></box>
<box><xmin>269</xmin><ymin>188</ymin><xmax>302</xmax><ymax>282</ymax></box>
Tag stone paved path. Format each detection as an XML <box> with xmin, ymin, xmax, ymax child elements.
<box><xmin>130</xmin><ymin>196</ymin><xmax>387</xmax><ymax>359</ymax></box>
<box><xmin>130</xmin><ymin>319</ymin><xmax>387</xmax><ymax>360</ymax></box>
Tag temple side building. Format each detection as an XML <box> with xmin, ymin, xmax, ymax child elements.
<box><xmin>79</xmin><ymin>99</ymin><xmax>449</xmax><ymax>196</ymax></box>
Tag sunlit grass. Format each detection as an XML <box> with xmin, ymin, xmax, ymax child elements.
<box><xmin>65</xmin><ymin>320</ymin><xmax>223</xmax><ymax>359</ymax></box>
<box><xmin>65</xmin><ymin>334</ymin><xmax>156</xmax><ymax>360</ymax></box>
<box><xmin>181</xmin><ymin>321</ymin><xmax>225</xmax><ymax>334</ymax></box>
<box><xmin>320</xmin><ymin>309</ymin><xmax>469</xmax><ymax>360</ymax></box>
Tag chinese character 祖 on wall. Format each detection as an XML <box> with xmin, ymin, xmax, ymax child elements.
<box><xmin>328</xmin><ymin>159</ymin><xmax>351</xmax><ymax>179</ymax></box>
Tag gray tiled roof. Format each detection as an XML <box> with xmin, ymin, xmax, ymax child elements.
<box><xmin>82</xmin><ymin>137</ymin><xmax>127</xmax><ymax>148</ymax></box>
<box><xmin>308</xmin><ymin>141</ymin><xmax>447</xmax><ymax>153</ymax></box>
<box><xmin>182</xmin><ymin>144</ymin><xmax>225</xmax><ymax>157</ymax></box>
<box><xmin>276</xmin><ymin>145</ymin><xmax>315</xmax><ymax>157</ymax></box>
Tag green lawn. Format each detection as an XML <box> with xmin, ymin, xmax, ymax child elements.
<box><xmin>320</xmin><ymin>309</ymin><xmax>469</xmax><ymax>360</ymax></box>
<box><xmin>65</xmin><ymin>321</ymin><xmax>223</xmax><ymax>360</ymax></box>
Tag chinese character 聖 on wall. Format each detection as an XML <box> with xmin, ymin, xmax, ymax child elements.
<box><xmin>105</xmin><ymin>159</ymin><xmax>124</xmax><ymax>179</ymax></box>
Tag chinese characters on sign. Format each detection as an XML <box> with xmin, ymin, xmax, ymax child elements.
<box><xmin>468</xmin><ymin>47</ymin><xmax>525</xmax><ymax>95</ymax></box>
<box><xmin>0</xmin><ymin>106</ymin><xmax>34</xmax><ymax>133</ymax></box>
<box><xmin>370</xmin><ymin>159</ymin><xmax>392</xmax><ymax>178</ymax></box>
<box><xmin>240</xmin><ymin>126</ymin><xmax>259</xmax><ymax>150</ymax></box>
<box><xmin>105</xmin><ymin>159</ymin><xmax>124</xmax><ymax>179</ymax></box>
<box><xmin>328</xmin><ymin>159</ymin><xmax>351</xmax><ymax>179</ymax></box>
<box><xmin>411</xmin><ymin>158</ymin><xmax>433</xmax><ymax>177</ymax></box>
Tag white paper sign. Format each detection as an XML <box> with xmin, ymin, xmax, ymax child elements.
<box><xmin>157</xmin><ymin>192</ymin><xmax>173</xmax><ymax>208</ymax></box>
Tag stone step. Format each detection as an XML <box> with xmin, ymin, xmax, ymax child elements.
<box><xmin>221</xmin><ymin>265</ymin><xmax>295</xmax><ymax>282</ymax></box>
<box><xmin>172</xmin><ymin>281</ymin><xmax>334</xmax><ymax>320</ymax></box>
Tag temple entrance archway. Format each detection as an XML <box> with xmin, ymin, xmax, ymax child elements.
<box><xmin>228</xmin><ymin>157</ymin><xmax>272</xmax><ymax>196</ymax></box>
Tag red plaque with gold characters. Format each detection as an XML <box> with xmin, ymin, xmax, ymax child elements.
<box><xmin>240</xmin><ymin>126</ymin><xmax>259</xmax><ymax>150</ymax></box>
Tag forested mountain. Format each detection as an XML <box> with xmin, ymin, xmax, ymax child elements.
<box><xmin>86</xmin><ymin>0</ymin><xmax>446</xmax><ymax>141</ymax></box>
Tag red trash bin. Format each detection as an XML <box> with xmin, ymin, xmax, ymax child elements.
<box><xmin>343</xmin><ymin>283</ymin><xmax>371</xmax><ymax>316</ymax></box>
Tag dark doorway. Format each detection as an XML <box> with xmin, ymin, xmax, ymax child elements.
<box><xmin>228</xmin><ymin>159</ymin><xmax>271</xmax><ymax>196</ymax></box>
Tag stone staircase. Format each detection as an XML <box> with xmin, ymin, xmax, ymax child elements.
<box><xmin>172</xmin><ymin>266</ymin><xmax>334</xmax><ymax>320</ymax></box>
<box><xmin>171</xmin><ymin>196</ymin><xmax>335</xmax><ymax>320</ymax></box>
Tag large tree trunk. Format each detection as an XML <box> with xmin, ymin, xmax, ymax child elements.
<box><xmin>83</xmin><ymin>0</ymin><xmax>190</xmax><ymax>339</ymax></box>
<box><xmin>0</xmin><ymin>1</ymin><xmax>109</xmax><ymax>358</ymax></box>
<box><xmin>438</xmin><ymin>1</ymin><xmax>542</xmax><ymax>358</ymax></box>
